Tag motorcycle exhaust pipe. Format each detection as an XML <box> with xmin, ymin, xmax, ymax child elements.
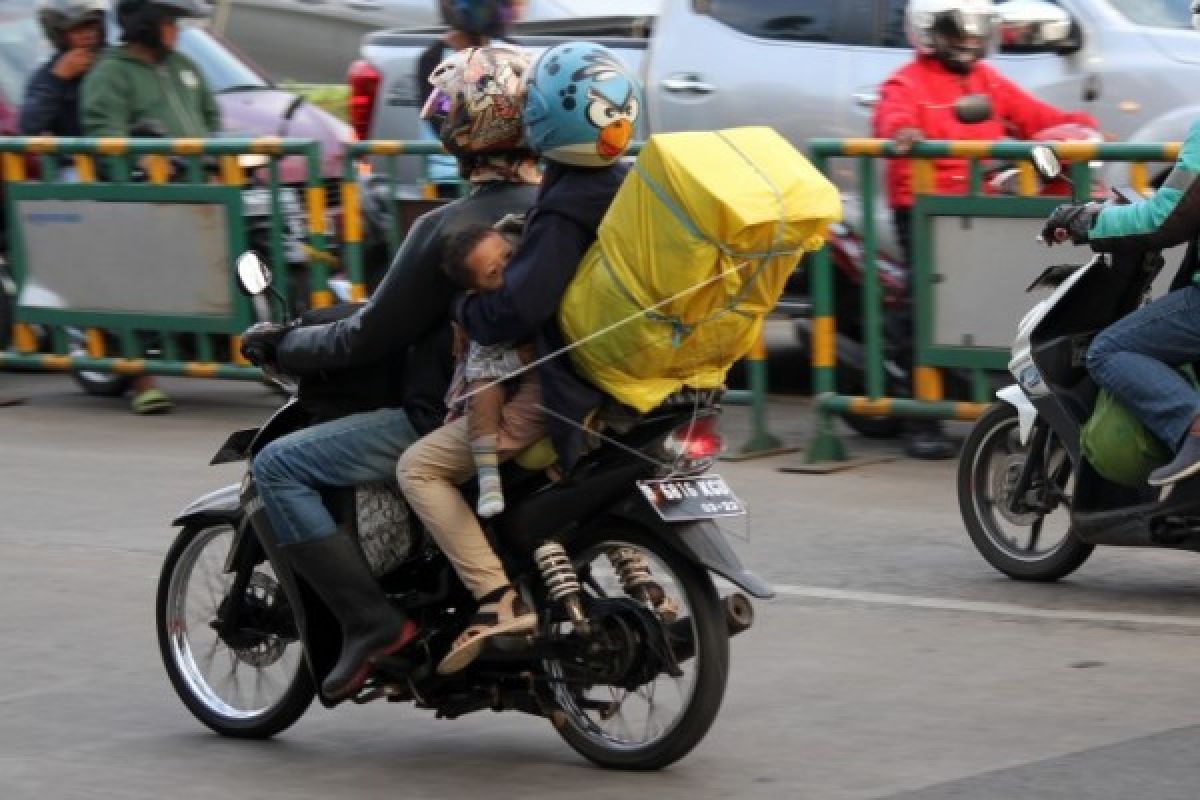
<box><xmin>669</xmin><ymin>592</ymin><xmax>755</xmax><ymax>663</ymax></box>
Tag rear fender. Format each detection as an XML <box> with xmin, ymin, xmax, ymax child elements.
<box><xmin>600</xmin><ymin>493</ymin><xmax>774</xmax><ymax>599</ymax></box>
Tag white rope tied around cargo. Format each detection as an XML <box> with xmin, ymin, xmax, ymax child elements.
<box><xmin>456</xmin><ymin>255</ymin><xmax>759</xmax><ymax>406</ymax></box>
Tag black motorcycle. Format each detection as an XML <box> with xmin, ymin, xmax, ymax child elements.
<box><xmin>957</xmin><ymin>148</ymin><xmax>1200</xmax><ymax>581</ymax></box>
<box><xmin>155</xmin><ymin>253</ymin><xmax>770</xmax><ymax>770</ymax></box>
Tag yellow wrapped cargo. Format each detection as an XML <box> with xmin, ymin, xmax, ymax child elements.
<box><xmin>559</xmin><ymin>126</ymin><xmax>842</xmax><ymax>412</ymax></box>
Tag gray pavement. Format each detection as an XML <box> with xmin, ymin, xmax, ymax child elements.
<box><xmin>3</xmin><ymin>372</ymin><xmax>1200</xmax><ymax>799</ymax></box>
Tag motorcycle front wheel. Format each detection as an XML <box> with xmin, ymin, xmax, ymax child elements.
<box><xmin>544</xmin><ymin>524</ymin><xmax>730</xmax><ymax>771</ymax></box>
<box><xmin>156</xmin><ymin>523</ymin><xmax>314</xmax><ymax>738</ymax></box>
<box><xmin>958</xmin><ymin>402</ymin><xmax>1093</xmax><ymax>581</ymax></box>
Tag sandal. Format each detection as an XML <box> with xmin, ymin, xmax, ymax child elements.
<box><xmin>131</xmin><ymin>387</ymin><xmax>173</xmax><ymax>415</ymax></box>
<box><xmin>437</xmin><ymin>585</ymin><xmax>536</xmax><ymax>675</ymax></box>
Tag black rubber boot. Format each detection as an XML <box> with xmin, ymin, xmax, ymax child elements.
<box><xmin>284</xmin><ymin>533</ymin><xmax>417</xmax><ymax>701</ymax></box>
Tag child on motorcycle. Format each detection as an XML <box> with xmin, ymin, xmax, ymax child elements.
<box><xmin>440</xmin><ymin>219</ymin><xmax>541</xmax><ymax>518</ymax></box>
<box><xmin>872</xmin><ymin>0</ymin><xmax>1099</xmax><ymax>459</ymax></box>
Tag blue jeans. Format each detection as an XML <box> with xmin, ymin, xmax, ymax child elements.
<box><xmin>252</xmin><ymin>407</ymin><xmax>420</xmax><ymax>545</ymax></box>
<box><xmin>1086</xmin><ymin>285</ymin><xmax>1200</xmax><ymax>451</ymax></box>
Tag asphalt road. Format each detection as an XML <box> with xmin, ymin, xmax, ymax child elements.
<box><xmin>3</xmin><ymin>372</ymin><xmax>1200</xmax><ymax>799</ymax></box>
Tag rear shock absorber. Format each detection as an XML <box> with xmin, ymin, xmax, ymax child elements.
<box><xmin>607</xmin><ymin>547</ymin><xmax>678</xmax><ymax>622</ymax></box>
<box><xmin>533</xmin><ymin>542</ymin><xmax>589</xmax><ymax>634</ymax></box>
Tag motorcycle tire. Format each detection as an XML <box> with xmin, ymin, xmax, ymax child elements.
<box><xmin>546</xmin><ymin>523</ymin><xmax>729</xmax><ymax>771</ymax></box>
<box><xmin>157</xmin><ymin>523</ymin><xmax>315</xmax><ymax>738</ymax></box>
<box><xmin>957</xmin><ymin>402</ymin><xmax>1093</xmax><ymax>582</ymax></box>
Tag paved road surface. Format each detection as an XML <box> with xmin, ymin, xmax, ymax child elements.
<box><xmin>2</xmin><ymin>373</ymin><xmax>1200</xmax><ymax>799</ymax></box>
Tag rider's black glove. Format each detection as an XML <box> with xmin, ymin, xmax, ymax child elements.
<box><xmin>1041</xmin><ymin>202</ymin><xmax>1100</xmax><ymax>246</ymax></box>
<box><xmin>240</xmin><ymin>321</ymin><xmax>292</xmax><ymax>367</ymax></box>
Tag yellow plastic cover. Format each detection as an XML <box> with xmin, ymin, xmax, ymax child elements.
<box><xmin>559</xmin><ymin>126</ymin><xmax>842</xmax><ymax>411</ymax></box>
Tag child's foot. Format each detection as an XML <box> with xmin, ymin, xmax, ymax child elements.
<box><xmin>476</xmin><ymin>469</ymin><xmax>505</xmax><ymax>517</ymax></box>
<box><xmin>477</xmin><ymin>490</ymin><xmax>505</xmax><ymax>518</ymax></box>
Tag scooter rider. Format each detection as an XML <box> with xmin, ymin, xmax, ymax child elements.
<box><xmin>1043</xmin><ymin>1</ymin><xmax>1200</xmax><ymax>486</ymax></box>
<box><xmin>874</xmin><ymin>0</ymin><xmax>1098</xmax><ymax>460</ymax></box>
<box><xmin>237</xmin><ymin>46</ymin><xmax>540</xmax><ymax>702</ymax></box>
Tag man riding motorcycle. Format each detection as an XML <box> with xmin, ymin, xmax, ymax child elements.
<box><xmin>873</xmin><ymin>0</ymin><xmax>1098</xmax><ymax>459</ymax></box>
<box><xmin>237</xmin><ymin>45</ymin><xmax>540</xmax><ymax>702</ymax></box>
<box><xmin>1042</xmin><ymin>2</ymin><xmax>1200</xmax><ymax>487</ymax></box>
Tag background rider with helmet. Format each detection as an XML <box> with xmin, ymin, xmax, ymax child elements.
<box><xmin>20</xmin><ymin>0</ymin><xmax>107</xmax><ymax>137</ymax></box>
<box><xmin>873</xmin><ymin>0</ymin><xmax>1098</xmax><ymax>459</ymax></box>
<box><xmin>1042</xmin><ymin>0</ymin><xmax>1200</xmax><ymax>488</ymax></box>
<box><xmin>81</xmin><ymin>0</ymin><xmax>219</xmax><ymax>138</ymax></box>
<box><xmin>237</xmin><ymin>46</ymin><xmax>540</xmax><ymax>704</ymax></box>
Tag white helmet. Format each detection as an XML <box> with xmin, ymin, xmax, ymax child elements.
<box><xmin>906</xmin><ymin>0</ymin><xmax>997</xmax><ymax>73</ymax></box>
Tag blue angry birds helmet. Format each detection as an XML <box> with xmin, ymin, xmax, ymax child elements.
<box><xmin>524</xmin><ymin>42</ymin><xmax>642</xmax><ymax>167</ymax></box>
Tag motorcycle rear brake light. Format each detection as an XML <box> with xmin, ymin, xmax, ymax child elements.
<box><xmin>662</xmin><ymin>416</ymin><xmax>723</xmax><ymax>473</ymax></box>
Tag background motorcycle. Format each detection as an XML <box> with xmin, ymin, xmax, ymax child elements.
<box><xmin>793</xmin><ymin>98</ymin><xmax>1103</xmax><ymax>439</ymax></box>
<box><xmin>155</xmin><ymin>253</ymin><xmax>771</xmax><ymax>770</ymax></box>
<box><xmin>956</xmin><ymin>148</ymin><xmax>1200</xmax><ymax>581</ymax></box>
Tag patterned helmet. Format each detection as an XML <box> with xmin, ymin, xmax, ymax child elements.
<box><xmin>420</xmin><ymin>45</ymin><xmax>531</xmax><ymax>157</ymax></box>
<box><xmin>524</xmin><ymin>42</ymin><xmax>642</xmax><ymax>167</ymax></box>
<box><xmin>438</xmin><ymin>0</ymin><xmax>517</xmax><ymax>37</ymax></box>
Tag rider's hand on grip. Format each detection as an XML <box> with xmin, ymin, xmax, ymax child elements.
<box><xmin>1040</xmin><ymin>203</ymin><xmax>1100</xmax><ymax>247</ymax></box>
<box><xmin>240</xmin><ymin>321</ymin><xmax>291</xmax><ymax>367</ymax></box>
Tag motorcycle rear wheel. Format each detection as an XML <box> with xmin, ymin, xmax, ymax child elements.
<box><xmin>157</xmin><ymin>523</ymin><xmax>314</xmax><ymax>738</ymax></box>
<box><xmin>545</xmin><ymin>524</ymin><xmax>730</xmax><ymax>770</ymax></box>
<box><xmin>958</xmin><ymin>403</ymin><xmax>1093</xmax><ymax>581</ymax></box>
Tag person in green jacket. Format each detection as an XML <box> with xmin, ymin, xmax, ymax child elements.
<box><xmin>82</xmin><ymin>0</ymin><xmax>217</xmax><ymax>139</ymax></box>
<box><xmin>1042</xmin><ymin>117</ymin><xmax>1200</xmax><ymax>486</ymax></box>
<box><xmin>80</xmin><ymin>0</ymin><xmax>218</xmax><ymax>413</ymax></box>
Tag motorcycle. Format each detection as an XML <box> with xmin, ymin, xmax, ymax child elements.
<box><xmin>956</xmin><ymin>147</ymin><xmax>1200</xmax><ymax>581</ymax></box>
<box><xmin>155</xmin><ymin>253</ymin><xmax>771</xmax><ymax>770</ymax></box>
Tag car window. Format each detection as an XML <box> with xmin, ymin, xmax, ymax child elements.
<box><xmin>176</xmin><ymin>27</ymin><xmax>270</xmax><ymax>92</ymax></box>
<box><xmin>881</xmin><ymin>0</ymin><xmax>908</xmax><ymax>47</ymax></box>
<box><xmin>1100</xmin><ymin>0</ymin><xmax>1190</xmax><ymax>28</ymax></box>
<box><xmin>694</xmin><ymin>0</ymin><xmax>882</xmax><ymax>45</ymax></box>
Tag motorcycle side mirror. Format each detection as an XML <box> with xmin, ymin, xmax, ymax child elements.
<box><xmin>236</xmin><ymin>251</ymin><xmax>272</xmax><ymax>296</ymax></box>
<box><xmin>953</xmin><ymin>94</ymin><xmax>993</xmax><ymax>125</ymax></box>
<box><xmin>1030</xmin><ymin>145</ymin><xmax>1063</xmax><ymax>180</ymax></box>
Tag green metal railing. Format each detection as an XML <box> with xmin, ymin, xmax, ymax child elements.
<box><xmin>803</xmin><ymin>137</ymin><xmax>1180</xmax><ymax>464</ymax></box>
<box><xmin>0</xmin><ymin>135</ymin><xmax>329</xmax><ymax>379</ymax></box>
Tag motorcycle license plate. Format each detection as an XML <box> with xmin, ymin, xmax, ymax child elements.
<box><xmin>636</xmin><ymin>475</ymin><xmax>744</xmax><ymax>522</ymax></box>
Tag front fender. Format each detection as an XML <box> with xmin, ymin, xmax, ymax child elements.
<box><xmin>996</xmin><ymin>385</ymin><xmax>1038</xmax><ymax>445</ymax></box>
<box><xmin>172</xmin><ymin>483</ymin><xmax>242</xmax><ymax>527</ymax></box>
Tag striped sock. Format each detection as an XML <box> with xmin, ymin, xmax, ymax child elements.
<box><xmin>473</xmin><ymin>435</ymin><xmax>505</xmax><ymax>517</ymax></box>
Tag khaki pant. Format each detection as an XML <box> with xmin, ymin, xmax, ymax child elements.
<box><xmin>396</xmin><ymin>377</ymin><xmax>544</xmax><ymax>599</ymax></box>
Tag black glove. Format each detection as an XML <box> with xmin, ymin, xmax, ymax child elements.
<box><xmin>240</xmin><ymin>321</ymin><xmax>292</xmax><ymax>367</ymax></box>
<box><xmin>1040</xmin><ymin>202</ymin><xmax>1099</xmax><ymax>246</ymax></box>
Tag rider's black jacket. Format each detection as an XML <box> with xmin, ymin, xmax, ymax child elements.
<box><xmin>276</xmin><ymin>180</ymin><xmax>539</xmax><ymax>435</ymax></box>
<box><xmin>19</xmin><ymin>54</ymin><xmax>84</xmax><ymax>136</ymax></box>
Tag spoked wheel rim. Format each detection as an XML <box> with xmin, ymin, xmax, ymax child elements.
<box><xmin>164</xmin><ymin>525</ymin><xmax>304</xmax><ymax>721</ymax></box>
<box><xmin>969</xmin><ymin>416</ymin><xmax>1074</xmax><ymax>562</ymax></box>
<box><xmin>544</xmin><ymin>539</ymin><xmax>699</xmax><ymax>753</ymax></box>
